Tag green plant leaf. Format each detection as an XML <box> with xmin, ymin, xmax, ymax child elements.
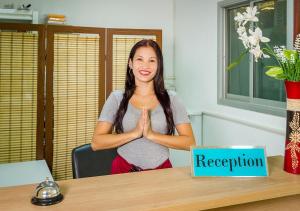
<box><xmin>265</xmin><ymin>66</ymin><xmax>283</xmax><ymax>78</ymax></box>
<box><xmin>226</xmin><ymin>62</ymin><xmax>239</xmax><ymax>71</ymax></box>
<box><xmin>275</xmin><ymin>73</ymin><xmax>286</xmax><ymax>80</ymax></box>
<box><xmin>226</xmin><ymin>49</ymin><xmax>248</xmax><ymax>71</ymax></box>
<box><xmin>265</xmin><ymin>66</ymin><xmax>279</xmax><ymax>70</ymax></box>
<box><xmin>294</xmin><ymin>51</ymin><xmax>299</xmax><ymax>61</ymax></box>
<box><xmin>283</xmin><ymin>50</ymin><xmax>297</xmax><ymax>60</ymax></box>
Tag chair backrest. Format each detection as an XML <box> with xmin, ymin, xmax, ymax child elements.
<box><xmin>72</xmin><ymin>144</ymin><xmax>117</xmax><ymax>179</ymax></box>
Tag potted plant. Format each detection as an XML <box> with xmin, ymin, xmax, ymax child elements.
<box><xmin>227</xmin><ymin>6</ymin><xmax>300</xmax><ymax>174</ymax></box>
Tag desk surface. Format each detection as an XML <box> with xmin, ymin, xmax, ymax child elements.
<box><xmin>0</xmin><ymin>160</ymin><xmax>53</xmax><ymax>187</ymax></box>
<box><xmin>0</xmin><ymin>156</ymin><xmax>299</xmax><ymax>210</ymax></box>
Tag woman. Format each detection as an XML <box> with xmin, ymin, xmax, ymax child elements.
<box><xmin>91</xmin><ymin>39</ymin><xmax>195</xmax><ymax>174</ymax></box>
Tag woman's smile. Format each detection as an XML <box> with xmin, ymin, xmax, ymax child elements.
<box><xmin>138</xmin><ymin>69</ymin><xmax>152</xmax><ymax>76</ymax></box>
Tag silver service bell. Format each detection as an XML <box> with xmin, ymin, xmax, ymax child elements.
<box><xmin>31</xmin><ymin>177</ymin><xmax>63</xmax><ymax>206</ymax></box>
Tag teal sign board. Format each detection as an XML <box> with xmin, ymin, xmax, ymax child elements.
<box><xmin>191</xmin><ymin>147</ymin><xmax>268</xmax><ymax>177</ymax></box>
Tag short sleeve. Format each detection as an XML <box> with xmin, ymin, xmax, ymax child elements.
<box><xmin>170</xmin><ymin>92</ymin><xmax>190</xmax><ymax>125</ymax></box>
<box><xmin>98</xmin><ymin>91</ymin><xmax>122</xmax><ymax>123</ymax></box>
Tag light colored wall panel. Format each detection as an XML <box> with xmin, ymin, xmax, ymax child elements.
<box><xmin>170</xmin><ymin>114</ymin><xmax>202</xmax><ymax>167</ymax></box>
<box><xmin>202</xmin><ymin>114</ymin><xmax>285</xmax><ymax>156</ymax></box>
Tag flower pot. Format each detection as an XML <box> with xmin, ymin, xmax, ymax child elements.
<box><xmin>284</xmin><ymin>81</ymin><xmax>300</xmax><ymax>174</ymax></box>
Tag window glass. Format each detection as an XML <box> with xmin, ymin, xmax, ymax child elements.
<box><xmin>253</xmin><ymin>0</ymin><xmax>286</xmax><ymax>102</ymax></box>
<box><xmin>227</xmin><ymin>6</ymin><xmax>249</xmax><ymax>97</ymax></box>
<box><xmin>226</xmin><ymin>0</ymin><xmax>287</xmax><ymax>101</ymax></box>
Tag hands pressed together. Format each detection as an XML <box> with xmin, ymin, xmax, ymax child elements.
<box><xmin>92</xmin><ymin>104</ymin><xmax>195</xmax><ymax>151</ymax></box>
<box><xmin>132</xmin><ymin>108</ymin><xmax>155</xmax><ymax>140</ymax></box>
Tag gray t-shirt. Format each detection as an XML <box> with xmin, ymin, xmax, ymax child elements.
<box><xmin>98</xmin><ymin>90</ymin><xmax>190</xmax><ymax>169</ymax></box>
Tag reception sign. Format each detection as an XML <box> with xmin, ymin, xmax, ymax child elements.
<box><xmin>191</xmin><ymin>146</ymin><xmax>268</xmax><ymax>177</ymax></box>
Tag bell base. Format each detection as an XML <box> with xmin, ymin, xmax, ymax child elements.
<box><xmin>31</xmin><ymin>193</ymin><xmax>63</xmax><ymax>206</ymax></box>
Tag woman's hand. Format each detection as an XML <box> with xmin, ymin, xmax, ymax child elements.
<box><xmin>143</xmin><ymin>108</ymin><xmax>154</xmax><ymax>139</ymax></box>
<box><xmin>130</xmin><ymin>108</ymin><xmax>155</xmax><ymax>140</ymax></box>
<box><xmin>131</xmin><ymin>110</ymin><xmax>144</xmax><ymax>139</ymax></box>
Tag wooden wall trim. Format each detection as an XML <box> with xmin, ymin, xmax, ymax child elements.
<box><xmin>36</xmin><ymin>25</ymin><xmax>46</xmax><ymax>160</ymax></box>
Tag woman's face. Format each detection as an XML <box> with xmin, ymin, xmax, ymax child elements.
<box><xmin>129</xmin><ymin>46</ymin><xmax>158</xmax><ymax>83</ymax></box>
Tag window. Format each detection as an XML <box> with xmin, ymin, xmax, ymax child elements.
<box><xmin>218</xmin><ymin>0</ymin><xmax>295</xmax><ymax>116</ymax></box>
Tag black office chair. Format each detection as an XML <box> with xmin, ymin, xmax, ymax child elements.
<box><xmin>72</xmin><ymin>143</ymin><xmax>117</xmax><ymax>179</ymax></box>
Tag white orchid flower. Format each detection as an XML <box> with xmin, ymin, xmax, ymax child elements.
<box><xmin>250</xmin><ymin>45</ymin><xmax>263</xmax><ymax>61</ymax></box>
<box><xmin>248</xmin><ymin>27</ymin><xmax>270</xmax><ymax>46</ymax></box>
<box><xmin>237</xmin><ymin>26</ymin><xmax>246</xmax><ymax>36</ymax></box>
<box><xmin>249</xmin><ymin>44</ymin><xmax>270</xmax><ymax>61</ymax></box>
<box><xmin>234</xmin><ymin>12</ymin><xmax>245</xmax><ymax>25</ymax></box>
<box><xmin>238</xmin><ymin>33</ymin><xmax>250</xmax><ymax>49</ymax></box>
<box><xmin>242</xmin><ymin>6</ymin><xmax>259</xmax><ymax>25</ymax></box>
<box><xmin>230</xmin><ymin>5</ymin><xmax>278</xmax><ymax>72</ymax></box>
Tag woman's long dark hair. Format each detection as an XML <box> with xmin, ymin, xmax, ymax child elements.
<box><xmin>114</xmin><ymin>39</ymin><xmax>175</xmax><ymax>135</ymax></box>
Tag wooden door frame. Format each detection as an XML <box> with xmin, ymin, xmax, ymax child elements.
<box><xmin>0</xmin><ymin>23</ymin><xmax>45</xmax><ymax>160</ymax></box>
<box><xmin>45</xmin><ymin>25</ymin><xmax>105</xmax><ymax>171</ymax></box>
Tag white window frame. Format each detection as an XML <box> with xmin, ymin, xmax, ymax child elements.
<box><xmin>217</xmin><ymin>0</ymin><xmax>294</xmax><ymax>117</ymax></box>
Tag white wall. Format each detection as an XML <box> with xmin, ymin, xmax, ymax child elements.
<box><xmin>1</xmin><ymin>0</ymin><xmax>175</xmax><ymax>81</ymax></box>
<box><xmin>202</xmin><ymin>114</ymin><xmax>285</xmax><ymax>156</ymax></box>
<box><xmin>174</xmin><ymin>0</ymin><xmax>286</xmax><ymax>156</ymax></box>
<box><xmin>169</xmin><ymin>114</ymin><xmax>202</xmax><ymax>166</ymax></box>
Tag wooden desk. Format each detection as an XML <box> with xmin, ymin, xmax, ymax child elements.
<box><xmin>0</xmin><ymin>156</ymin><xmax>299</xmax><ymax>210</ymax></box>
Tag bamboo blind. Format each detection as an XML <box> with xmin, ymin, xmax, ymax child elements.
<box><xmin>52</xmin><ymin>33</ymin><xmax>100</xmax><ymax>180</ymax></box>
<box><xmin>112</xmin><ymin>35</ymin><xmax>156</xmax><ymax>91</ymax></box>
<box><xmin>0</xmin><ymin>31</ymin><xmax>38</xmax><ymax>163</ymax></box>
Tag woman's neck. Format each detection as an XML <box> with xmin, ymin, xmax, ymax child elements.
<box><xmin>134</xmin><ymin>81</ymin><xmax>155</xmax><ymax>96</ymax></box>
